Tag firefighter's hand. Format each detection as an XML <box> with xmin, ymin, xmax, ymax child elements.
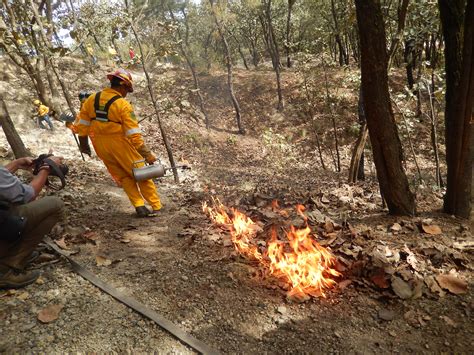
<box><xmin>78</xmin><ymin>136</ymin><xmax>92</xmax><ymax>156</ymax></box>
<box><xmin>145</xmin><ymin>152</ymin><xmax>156</xmax><ymax>164</ymax></box>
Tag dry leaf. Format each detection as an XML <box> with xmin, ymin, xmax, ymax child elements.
<box><xmin>37</xmin><ymin>304</ymin><xmax>63</xmax><ymax>323</ymax></box>
<box><xmin>412</xmin><ymin>279</ymin><xmax>424</xmax><ymax>299</ymax></box>
<box><xmin>324</xmin><ymin>221</ymin><xmax>335</xmax><ymax>233</ymax></box>
<box><xmin>17</xmin><ymin>292</ymin><xmax>30</xmax><ymax>301</ymax></box>
<box><xmin>390</xmin><ymin>223</ymin><xmax>402</xmax><ymax>232</ymax></box>
<box><xmin>435</xmin><ymin>274</ymin><xmax>468</xmax><ymax>295</ymax></box>
<box><xmin>318</xmin><ymin>233</ymin><xmax>337</xmax><ymax>246</ymax></box>
<box><xmin>370</xmin><ymin>269</ymin><xmax>390</xmax><ymax>289</ymax></box>
<box><xmin>95</xmin><ymin>255</ymin><xmax>112</xmax><ymax>266</ymax></box>
<box><xmin>83</xmin><ymin>231</ymin><xmax>98</xmax><ymax>241</ymax></box>
<box><xmin>391</xmin><ymin>276</ymin><xmax>413</xmax><ymax>299</ymax></box>
<box><xmin>440</xmin><ymin>315</ymin><xmax>457</xmax><ymax>327</ymax></box>
<box><xmin>424</xmin><ymin>276</ymin><xmax>446</xmax><ymax>297</ymax></box>
<box><xmin>55</xmin><ymin>237</ymin><xmax>69</xmax><ymax>250</ymax></box>
<box><xmin>421</xmin><ymin>224</ymin><xmax>442</xmax><ymax>235</ymax></box>
<box><xmin>338</xmin><ymin>279</ymin><xmax>352</xmax><ymax>290</ymax></box>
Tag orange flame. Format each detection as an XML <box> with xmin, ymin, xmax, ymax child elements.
<box><xmin>203</xmin><ymin>198</ymin><xmax>341</xmax><ymax>300</ymax></box>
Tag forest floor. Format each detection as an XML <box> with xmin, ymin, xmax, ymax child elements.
<box><xmin>0</xmin><ymin>57</ymin><xmax>473</xmax><ymax>353</ymax></box>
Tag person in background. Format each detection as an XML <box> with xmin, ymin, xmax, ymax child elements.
<box><xmin>129</xmin><ymin>46</ymin><xmax>135</xmax><ymax>61</ymax></box>
<box><xmin>86</xmin><ymin>44</ymin><xmax>97</xmax><ymax>66</ymax></box>
<box><xmin>0</xmin><ymin>156</ymin><xmax>65</xmax><ymax>289</ymax></box>
<box><xmin>74</xmin><ymin>69</ymin><xmax>162</xmax><ymax>217</ymax></box>
<box><xmin>108</xmin><ymin>45</ymin><xmax>118</xmax><ymax>67</ymax></box>
<box><xmin>33</xmin><ymin>100</ymin><xmax>54</xmax><ymax>131</ymax></box>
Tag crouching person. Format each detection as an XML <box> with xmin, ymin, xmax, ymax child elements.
<box><xmin>0</xmin><ymin>156</ymin><xmax>64</xmax><ymax>289</ymax></box>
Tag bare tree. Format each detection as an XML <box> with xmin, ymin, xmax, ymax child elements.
<box><xmin>0</xmin><ymin>97</ymin><xmax>31</xmax><ymax>158</ymax></box>
<box><xmin>438</xmin><ymin>0</ymin><xmax>473</xmax><ymax>218</ymax></box>
<box><xmin>125</xmin><ymin>0</ymin><xmax>180</xmax><ymax>182</ymax></box>
<box><xmin>285</xmin><ymin>0</ymin><xmax>297</xmax><ymax>68</ymax></box>
<box><xmin>387</xmin><ymin>0</ymin><xmax>410</xmax><ymax>69</ymax></box>
<box><xmin>355</xmin><ymin>0</ymin><xmax>416</xmax><ymax>215</ymax></box>
<box><xmin>168</xmin><ymin>6</ymin><xmax>210</xmax><ymax>129</ymax></box>
<box><xmin>260</xmin><ymin>0</ymin><xmax>284</xmax><ymax>111</ymax></box>
<box><xmin>209</xmin><ymin>0</ymin><xmax>245</xmax><ymax>134</ymax></box>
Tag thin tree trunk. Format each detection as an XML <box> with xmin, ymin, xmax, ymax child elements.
<box><xmin>349</xmin><ymin>124</ymin><xmax>368</xmax><ymax>183</ymax></box>
<box><xmin>392</xmin><ymin>98</ymin><xmax>424</xmax><ymax>185</ymax></box>
<box><xmin>28</xmin><ymin>0</ymin><xmax>75</xmax><ymax>116</ymax></box>
<box><xmin>125</xmin><ymin>1</ymin><xmax>179</xmax><ymax>182</ymax></box>
<box><xmin>261</xmin><ymin>0</ymin><xmax>284</xmax><ymax>111</ymax></box>
<box><xmin>0</xmin><ymin>97</ymin><xmax>31</xmax><ymax>158</ymax></box>
<box><xmin>285</xmin><ymin>0</ymin><xmax>296</xmax><ymax>68</ymax></box>
<box><xmin>209</xmin><ymin>0</ymin><xmax>244</xmax><ymax>134</ymax></box>
<box><xmin>388</xmin><ymin>0</ymin><xmax>410</xmax><ymax>69</ymax></box>
<box><xmin>349</xmin><ymin>89</ymin><xmax>368</xmax><ymax>182</ymax></box>
<box><xmin>303</xmin><ymin>77</ymin><xmax>326</xmax><ymax>170</ymax></box>
<box><xmin>426</xmin><ymin>76</ymin><xmax>443</xmax><ymax>187</ymax></box>
<box><xmin>322</xmin><ymin>59</ymin><xmax>341</xmax><ymax>172</ymax></box>
<box><xmin>355</xmin><ymin>0</ymin><xmax>416</xmax><ymax>216</ymax></box>
<box><xmin>438</xmin><ymin>0</ymin><xmax>473</xmax><ymax>218</ymax></box>
<box><xmin>168</xmin><ymin>7</ymin><xmax>210</xmax><ymax>129</ymax></box>
<box><xmin>404</xmin><ymin>39</ymin><xmax>415</xmax><ymax>89</ymax></box>
<box><xmin>331</xmin><ymin>0</ymin><xmax>349</xmax><ymax>66</ymax></box>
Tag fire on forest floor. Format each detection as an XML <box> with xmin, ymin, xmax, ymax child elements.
<box><xmin>202</xmin><ymin>195</ymin><xmax>471</xmax><ymax>303</ymax></box>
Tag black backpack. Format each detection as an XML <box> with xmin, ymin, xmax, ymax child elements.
<box><xmin>0</xmin><ymin>201</ymin><xmax>26</xmax><ymax>242</ymax></box>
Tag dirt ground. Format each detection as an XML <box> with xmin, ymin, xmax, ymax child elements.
<box><xmin>0</xmin><ymin>57</ymin><xmax>473</xmax><ymax>353</ymax></box>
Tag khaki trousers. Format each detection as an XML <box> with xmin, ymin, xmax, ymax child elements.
<box><xmin>0</xmin><ymin>196</ymin><xmax>64</xmax><ymax>269</ymax></box>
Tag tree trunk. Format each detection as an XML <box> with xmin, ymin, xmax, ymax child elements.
<box><xmin>122</xmin><ymin>0</ymin><xmax>179</xmax><ymax>182</ymax></box>
<box><xmin>261</xmin><ymin>0</ymin><xmax>284</xmax><ymax>111</ymax></box>
<box><xmin>388</xmin><ymin>0</ymin><xmax>410</xmax><ymax>69</ymax></box>
<box><xmin>209</xmin><ymin>0</ymin><xmax>245</xmax><ymax>134</ymax></box>
<box><xmin>322</xmin><ymin>60</ymin><xmax>341</xmax><ymax>172</ymax></box>
<box><xmin>331</xmin><ymin>0</ymin><xmax>349</xmax><ymax>66</ymax></box>
<box><xmin>427</xmin><ymin>75</ymin><xmax>443</xmax><ymax>187</ymax></box>
<box><xmin>168</xmin><ymin>7</ymin><xmax>210</xmax><ymax>129</ymax></box>
<box><xmin>349</xmin><ymin>89</ymin><xmax>368</xmax><ymax>182</ymax></box>
<box><xmin>27</xmin><ymin>0</ymin><xmax>76</xmax><ymax>116</ymax></box>
<box><xmin>44</xmin><ymin>0</ymin><xmax>61</xmax><ymax>102</ymax></box>
<box><xmin>0</xmin><ymin>97</ymin><xmax>31</xmax><ymax>158</ymax></box>
<box><xmin>355</xmin><ymin>0</ymin><xmax>416</xmax><ymax>215</ymax></box>
<box><xmin>404</xmin><ymin>39</ymin><xmax>416</xmax><ymax>89</ymax></box>
<box><xmin>285</xmin><ymin>0</ymin><xmax>296</xmax><ymax>68</ymax></box>
<box><xmin>438</xmin><ymin>0</ymin><xmax>473</xmax><ymax>218</ymax></box>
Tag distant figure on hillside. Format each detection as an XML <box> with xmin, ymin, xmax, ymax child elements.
<box><xmin>108</xmin><ymin>45</ymin><xmax>119</xmax><ymax>66</ymax></box>
<box><xmin>129</xmin><ymin>46</ymin><xmax>135</xmax><ymax>60</ymax></box>
<box><xmin>74</xmin><ymin>69</ymin><xmax>162</xmax><ymax>218</ymax></box>
<box><xmin>86</xmin><ymin>44</ymin><xmax>97</xmax><ymax>65</ymax></box>
<box><xmin>33</xmin><ymin>100</ymin><xmax>54</xmax><ymax>131</ymax></box>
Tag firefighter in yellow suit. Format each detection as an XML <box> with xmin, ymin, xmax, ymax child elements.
<box><xmin>74</xmin><ymin>69</ymin><xmax>162</xmax><ymax>217</ymax></box>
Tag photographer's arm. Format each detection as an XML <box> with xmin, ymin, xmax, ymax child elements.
<box><xmin>4</xmin><ymin>157</ymin><xmax>34</xmax><ymax>174</ymax></box>
<box><xmin>28</xmin><ymin>168</ymin><xmax>50</xmax><ymax>200</ymax></box>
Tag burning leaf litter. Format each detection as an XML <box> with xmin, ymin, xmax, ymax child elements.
<box><xmin>202</xmin><ymin>198</ymin><xmax>341</xmax><ymax>301</ymax></box>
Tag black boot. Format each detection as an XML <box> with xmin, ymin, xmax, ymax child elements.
<box><xmin>0</xmin><ymin>267</ymin><xmax>40</xmax><ymax>289</ymax></box>
<box><xmin>135</xmin><ymin>206</ymin><xmax>151</xmax><ymax>218</ymax></box>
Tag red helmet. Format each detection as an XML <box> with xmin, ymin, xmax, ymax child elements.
<box><xmin>107</xmin><ymin>69</ymin><xmax>134</xmax><ymax>92</ymax></box>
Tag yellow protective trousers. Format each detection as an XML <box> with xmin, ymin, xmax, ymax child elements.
<box><xmin>93</xmin><ymin>133</ymin><xmax>161</xmax><ymax>211</ymax></box>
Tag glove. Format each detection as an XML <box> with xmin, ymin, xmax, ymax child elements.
<box><xmin>137</xmin><ymin>144</ymin><xmax>156</xmax><ymax>164</ymax></box>
<box><xmin>79</xmin><ymin>136</ymin><xmax>91</xmax><ymax>156</ymax></box>
<box><xmin>145</xmin><ymin>152</ymin><xmax>156</xmax><ymax>164</ymax></box>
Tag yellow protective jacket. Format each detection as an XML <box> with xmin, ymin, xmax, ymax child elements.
<box><xmin>73</xmin><ymin>88</ymin><xmax>161</xmax><ymax>211</ymax></box>
<box><xmin>38</xmin><ymin>104</ymin><xmax>49</xmax><ymax>117</ymax></box>
<box><xmin>74</xmin><ymin>88</ymin><xmax>144</xmax><ymax>149</ymax></box>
